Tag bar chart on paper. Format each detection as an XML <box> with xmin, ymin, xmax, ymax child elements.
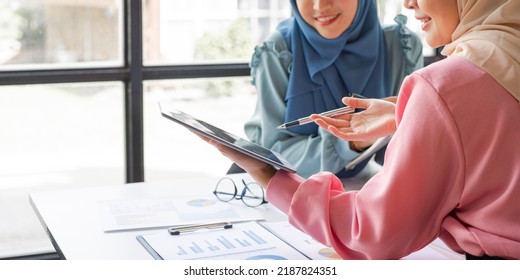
<box><xmin>137</xmin><ymin>222</ymin><xmax>309</xmax><ymax>260</ymax></box>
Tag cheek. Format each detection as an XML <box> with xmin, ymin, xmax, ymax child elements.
<box><xmin>441</xmin><ymin>18</ymin><xmax>459</xmax><ymax>43</ymax></box>
<box><xmin>299</xmin><ymin>11</ymin><xmax>315</xmax><ymax>27</ymax></box>
<box><xmin>296</xmin><ymin>2</ymin><xmax>310</xmax><ymax>23</ymax></box>
<box><xmin>443</xmin><ymin>1</ymin><xmax>460</xmax><ymax>42</ymax></box>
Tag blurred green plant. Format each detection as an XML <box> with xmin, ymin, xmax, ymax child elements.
<box><xmin>0</xmin><ymin>1</ymin><xmax>23</xmax><ymax>64</ymax></box>
<box><xmin>195</xmin><ymin>17</ymin><xmax>252</xmax><ymax>60</ymax></box>
<box><xmin>194</xmin><ymin>18</ymin><xmax>253</xmax><ymax>97</ymax></box>
<box><xmin>0</xmin><ymin>1</ymin><xmax>46</xmax><ymax>64</ymax></box>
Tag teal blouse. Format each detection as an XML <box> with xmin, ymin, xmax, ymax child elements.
<box><xmin>244</xmin><ymin>15</ymin><xmax>424</xmax><ymax>178</ymax></box>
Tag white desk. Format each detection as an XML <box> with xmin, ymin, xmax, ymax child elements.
<box><xmin>30</xmin><ymin>174</ymin><xmax>286</xmax><ymax>260</ymax></box>
<box><xmin>30</xmin><ymin>173</ymin><xmax>463</xmax><ymax>260</ymax></box>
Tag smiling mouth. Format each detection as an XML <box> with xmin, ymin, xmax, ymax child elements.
<box><xmin>419</xmin><ymin>17</ymin><xmax>431</xmax><ymax>24</ymax></box>
<box><xmin>315</xmin><ymin>14</ymin><xmax>340</xmax><ymax>24</ymax></box>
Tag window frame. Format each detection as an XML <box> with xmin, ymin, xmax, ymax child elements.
<box><xmin>0</xmin><ymin>0</ymin><xmax>250</xmax><ymax>184</ymax></box>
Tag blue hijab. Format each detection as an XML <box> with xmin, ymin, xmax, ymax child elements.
<box><xmin>278</xmin><ymin>0</ymin><xmax>389</xmax><ymax>134</ymax></box>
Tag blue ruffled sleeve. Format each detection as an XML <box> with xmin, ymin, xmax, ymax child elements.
<box><xmin>383</xmin><ymin>15</ymin><xmax>424</xmax><ymax>96</ymax></box>
<box><xmin>250</xmin><ymin>32</ymin><xmax>292</xmax><ymax>87</ymax></box>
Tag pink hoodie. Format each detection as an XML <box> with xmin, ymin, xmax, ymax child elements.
<box><xmin>266</xmin><ymin>57</ymin><xmax>520</xmax><ymax>259</ymax></box>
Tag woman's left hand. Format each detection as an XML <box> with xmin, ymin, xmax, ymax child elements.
<box><xmin>311</xmin><ymin>97</ymin><xmax>397</xmax><ymax>142</ymax></box>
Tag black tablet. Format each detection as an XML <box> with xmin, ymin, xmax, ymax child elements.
<box><xmin>159</xmin><ymin>103</ymin><xmax>297</xmax><ymax>173</ymax></box>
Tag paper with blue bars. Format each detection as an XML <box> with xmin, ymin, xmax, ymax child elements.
<box><xmin>136</xmin><ymin>221</ymin><xmax>308</xmax><ymax>260</ymax></box>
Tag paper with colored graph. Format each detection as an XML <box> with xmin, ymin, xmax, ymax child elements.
<box><xmin>97</xmin><ymin>194</ymin><xmax>263</xmax><ymax>232</ymax></box>
<box><xmin>137</xmin><ymin>221</ymin><xmax>309</xmax><ymax>260</ymax></box>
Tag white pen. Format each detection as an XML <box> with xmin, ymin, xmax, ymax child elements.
<box><xmin>168</xmin><ymin>222</ymin><xmax>233</xmax><ymax>235</ymax></box>
<box><xmin>277</xmin><ymin>106</ymin><xmax>355</xmax><ymax>129</ymax></box>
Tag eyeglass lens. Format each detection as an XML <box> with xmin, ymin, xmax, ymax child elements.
<box><xmin>214</xmin><ymin>177</ymin><xmax>266</xmax><ymax>207</ymax></box>
<box><xmin>240</xmin><ymin>181</ymin><xmax>265</xmax><ymax>207</ymax></box>
<box><xmin>214</xmin><ymin>177</ymin><xmax>237</xmax><ymax>202</ymax></box>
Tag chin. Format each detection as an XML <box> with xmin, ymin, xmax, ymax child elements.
<box><xmin>426</xmin><ymin>38</ymin><xmax>442</xmax><ymax>49</ymax></box>
<box><xmin>426</xmin><ymin>34</ymin><xmax>453</xmax><ymax>49</ymax></box>
<box><xmin>317</xmin><ymin>28</ymin><xmax>343</xmax><ymax>39</ymax></box>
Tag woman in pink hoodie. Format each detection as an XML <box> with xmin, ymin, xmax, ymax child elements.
<box><xmin>203</xmin><ymin>0</ymin><xmax>520</xmax><ymax>259</ymax></box>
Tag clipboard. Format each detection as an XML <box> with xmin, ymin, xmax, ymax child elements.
<box><xmin>345</xmin><ymin>135</ymin><xmax>392</xmax><ymax>170</ymax></box>
<box><xmin>159</xmin><ymin>102</ymin><xmax>297</xmax><ymax>173</ymax></box>
<box><xmin>136</xmin><ymin>221</ymin><xmax>310</xmax><ymax>260</ymax></box>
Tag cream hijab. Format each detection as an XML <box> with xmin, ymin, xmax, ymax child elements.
<box><xmin>442</xmin><ymin>0</ymin><xmax>520</xmax><ymax>103</ymax></box>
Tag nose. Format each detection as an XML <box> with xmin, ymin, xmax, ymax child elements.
<box><xmin>402</xmin><ymin>0</ymin><xmax>417</xmax><ymax>10</ymax></box>
<box><xmin>313</xmin><ymin>0</ymin><xmax>332</xmax><ymax>10</ymax></box>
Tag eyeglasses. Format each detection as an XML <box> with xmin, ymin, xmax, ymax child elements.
<box><xmin>213</xmin><ymin>177</ymin><xmax>268</xmax><ymax>207</ymax></box>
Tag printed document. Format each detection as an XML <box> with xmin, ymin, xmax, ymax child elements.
<box><xmin>97</xmin><ymin>194</ymin><xmax>264</xmax><ymax>232</ymax></box>
<box><xmin>137</xmin><ymin>221</ymin><xmax>308</xmax><ymax>260</ymax></box>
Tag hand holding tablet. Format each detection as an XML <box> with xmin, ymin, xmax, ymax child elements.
<box><xmin>159</xmin><ymin>102</ymin><xmax>297</xmax><ymax>173</ymax></box>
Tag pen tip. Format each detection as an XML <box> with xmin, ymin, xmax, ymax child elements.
<box><xmin>277</xmin><ymin>125</ymin><xmax>286</xmax><ymax>129</ymax></box>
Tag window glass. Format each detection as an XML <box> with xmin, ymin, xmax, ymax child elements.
<box><xmin>0</xmin><ymin>82</ymin><xmax>125</xmax><ymax>257</ymax></box>
<box><xmin>144</xmin><ymin>77</ymin><xmax>256</xmax><ymax>181</ymax></box>
<box><xmin>143</xmin><ymin>0</ymin><xmax>292</xmax><ymax>65</ymax></box>
<box><xmin>0</xmin><ymin>0</ymin><xmax>123</xmax><ymax>71</ymax></box>
<box><xmin>143</xmin><ymin>0</ymin><xmax>433</xmax><ymax>66</ymax></box>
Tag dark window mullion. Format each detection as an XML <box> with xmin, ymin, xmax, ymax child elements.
<box><xmin>142</xmin><ymin>63</ymin><xmax>250</xmax><ymax>80</ymax></box>
<box><xmin>125</xmin><ymin>0</ymin><xmax>144</xmax><ymax>183</ymax></box>
<box><xmin>0</xmin><ymin>68</ymin><xmax>128</xmax><ymax>86</ymax></box>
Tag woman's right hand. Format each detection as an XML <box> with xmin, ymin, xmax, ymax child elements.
<box><xmin>311</xmin><ymin>97</ymin><xmax>397</xmax><ymax>142</ymax></box>
<box><xmin>193</xmin><ymin>133</ymin><xmax>276</xmax><ymax>188</ymax></box>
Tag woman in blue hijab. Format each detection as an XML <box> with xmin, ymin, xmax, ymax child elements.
<box><xmin>240</xmin><ymin>0</ymin><xmax>423</xmax><ymax>178</ymax></box>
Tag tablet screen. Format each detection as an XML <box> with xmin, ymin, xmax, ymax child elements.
<box><xmin>159</xmin><ymin>103</ymin><xmax>297</xmax><ymax>173</ymax></box>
